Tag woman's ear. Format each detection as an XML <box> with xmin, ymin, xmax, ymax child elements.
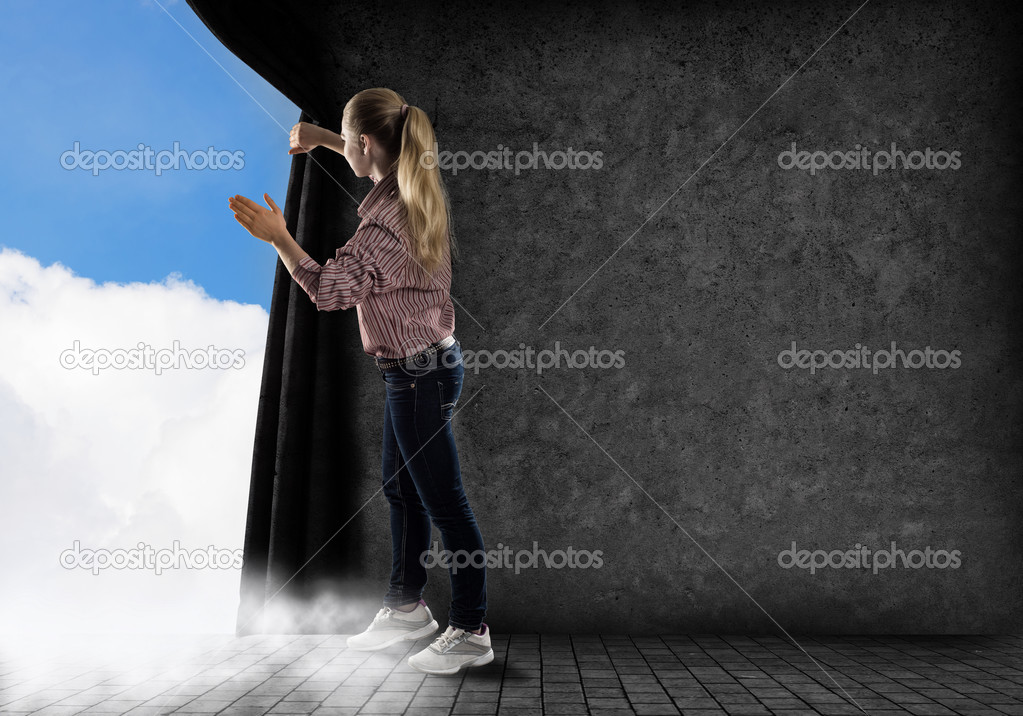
<box><xmin>360</xmin><ymin>133</ymin><xmax>371</xmax><ymax>156</ymax></box>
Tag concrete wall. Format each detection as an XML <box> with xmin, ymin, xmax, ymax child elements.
<box><xmin>208</xmin><ymin>0</ymin><xmax>1023</xmax><ymax>633</ymax></box>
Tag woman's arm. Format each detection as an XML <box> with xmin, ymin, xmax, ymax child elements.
<box><xmin>270</xmin><ymin>229</ymin><xmax>308</xmax><ymax>275</ymax></box>
<box><xmin>289</xmin><ymin>122</ymin><xmax>345</xmax><ymax>156</ymax></box>
<box><xmin>228</xmin><ymin>193</ymin><xmax>309</xmax><ymax>275</ymax></box>
<box><xmin>228</xmin><ymin>193</ymin><xmax>406</xmax><ymax>312</ymax></box>
<box><xmin>288</xmin><ymin>221</ymin><xmax>408</xmax><ymax>312</ymax></box>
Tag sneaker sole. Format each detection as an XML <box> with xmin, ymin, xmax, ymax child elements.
<box><xmin>346</xmin><ymin>619</ymin><xmax>439</xmax><ymax>651</ymax></box>
<box><xmin>408</xmin><ymin>648</ymin><xmax>495</xmax><ymax>675</ymax></box>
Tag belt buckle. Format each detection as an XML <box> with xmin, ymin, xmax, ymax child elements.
<box><xmin>412</xmin><ymin>349</ymin><xmax>433</xmax><ymax>368</ymax></box>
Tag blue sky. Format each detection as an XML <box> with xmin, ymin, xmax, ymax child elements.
<box><xmin>0</xmin><ymin>0</ymin><xmax>318</xmax><ymax>635</ymax></box>
<box><xmin>1</xmin><ymin>0</ymin><xmax>302</xmax><ymax>311</ymax></box>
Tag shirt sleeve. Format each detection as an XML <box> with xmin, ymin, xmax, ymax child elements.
<box><xmin>291</xmin><ymin>219</ymin><xmax>409</xmax><ymax>311</ymax></box>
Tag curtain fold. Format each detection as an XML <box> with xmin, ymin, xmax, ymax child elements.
<box><xmin>235</xmin><ymin>111</ymin><xmax>379</xmax><ymax>635</ymax></box>
<box><xmin>185</xmin><ymin>0</ymin><xmax>377</xmax><ymax>635</ymax></box>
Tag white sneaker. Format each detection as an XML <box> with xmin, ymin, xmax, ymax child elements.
<box><xmin>346</xmin><ymin>600</ymin><xmax>439</xmax><ymax>651</ymax></box>
<box><xmin>407</xmin><ymin>623</ymin><xmax>494</xmax><ymax>675</ymax></box>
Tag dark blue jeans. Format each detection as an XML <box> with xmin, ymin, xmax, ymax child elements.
<box><xmin>378</xmin><ymin>339</ymin><xmax>487</xmax><ymax>631</ymax></box>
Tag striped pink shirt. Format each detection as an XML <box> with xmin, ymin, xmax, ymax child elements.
<box><xmin>291</xmin><ymin>170</ymin><xmax>455</xmax><ymax>358</ymax></box>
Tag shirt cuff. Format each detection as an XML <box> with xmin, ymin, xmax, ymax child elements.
<box><xmin>292</xmin><ymin>255</ymin><xmax>322</xmax><ymax>303</ymax></box>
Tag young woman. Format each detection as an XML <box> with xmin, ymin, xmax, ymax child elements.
<box><xmin>228</xmin><ymin>88</ymin><xmax>491</xmax><ymax>676</ymax></box>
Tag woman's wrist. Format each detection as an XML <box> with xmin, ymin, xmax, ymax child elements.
<box><xmin>316</xmin><ymin>126</ymin><xmax>345</xmax><ymax>153</ymax></box>
<box><xmin>270</xmin><ymin>229</ymin><xmax>309</xmax><ymax>274</ymax></box>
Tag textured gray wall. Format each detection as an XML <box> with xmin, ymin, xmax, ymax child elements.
<box><xmin>302</xmin><ymin>0</ymin><xmax>1020</xmax><ymax>633</ymax></box>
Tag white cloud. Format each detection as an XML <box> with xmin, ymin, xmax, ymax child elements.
<box><xmin>0</xmin><ymin>247</ymin><xmax>268</xmax><ymax>634</ymax></box>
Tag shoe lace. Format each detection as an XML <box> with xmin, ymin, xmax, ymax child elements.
<box><xmin>432</xmin><ymin>627</ymin><xmax>466</xmax><ymax>652</ymax></box>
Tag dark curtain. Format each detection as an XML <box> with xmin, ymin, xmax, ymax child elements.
<box><xmin>236</xmin><ymin>131</ymin><xmax>378</xmax><ymax>635</ymax></box>
<box><xmin>184</xmin><ymin>0</ymin><xmax>374</xmax><ymax>635</ymax></box>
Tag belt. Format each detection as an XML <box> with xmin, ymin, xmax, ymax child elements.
<box><xmin>374</xmin><ymin>335</ymin><xmax>455</xmax><ymax>371</ymax></box>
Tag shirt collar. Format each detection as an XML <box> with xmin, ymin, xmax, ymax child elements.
<box><xmin>357</xmin><ymin>169</ymin><xmax>399</xmax><ymax>220</ymax></box>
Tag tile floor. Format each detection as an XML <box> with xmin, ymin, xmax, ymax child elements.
<box><xmin>1</xmin><ymin>633</ymin><xmax>1021</xmax><ymax>715</ymax></box>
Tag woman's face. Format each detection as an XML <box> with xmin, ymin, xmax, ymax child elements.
<box><xmin>340</xmin><ymin>118</ymin><xmax>372</xmax><ymax>178</ymax></box>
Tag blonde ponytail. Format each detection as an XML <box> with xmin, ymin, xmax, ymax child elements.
<box><xmin>343</xmin><ymin>88</ymin><xmax>457</xmax><ymax>280</ymax></box>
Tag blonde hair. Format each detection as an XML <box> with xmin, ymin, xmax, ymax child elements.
<box><xmin>343</xmin><ymin>88</ymin><xmax>457</xmax><ymax>279</ymax></box>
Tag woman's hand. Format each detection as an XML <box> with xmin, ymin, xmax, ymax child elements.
<box><xmin>229</xmin><ymin>193</ymin><xmax>287</xmax><ymax>244</ymax></box>
<box><xmin>289</xmin><ymin>122</ymin><xmax>328</xmax><ymax>155</ymax></box>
